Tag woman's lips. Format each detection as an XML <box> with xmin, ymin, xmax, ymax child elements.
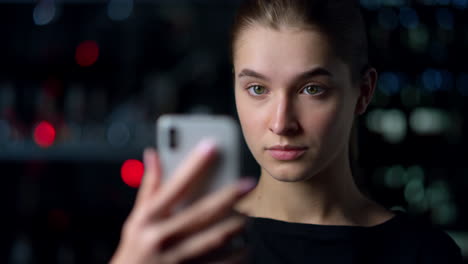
<box><xmin>266</xmin><ymin>146</ymin><xmax>308</xmax><ymax>161</ymax></box>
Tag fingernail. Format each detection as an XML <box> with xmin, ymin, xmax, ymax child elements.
<box><xmin>195</xmin><ymin>138</ymin><xmax>217</xmax><ymax>155</ymax></box>
<box><xmin>143</xmin><ymin>148</ymin><xmax>154</xmax><ymax>165</ymax></box>
<box><xmin>238</xmin><ymin>178</ymin><xmax>257</xmax><ymax>194</ymax></box>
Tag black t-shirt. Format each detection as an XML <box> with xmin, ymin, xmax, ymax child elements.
<box><xmin>241</xmin><ymin>211</ymin><xmax>463</xmax><ymax>263</ymax></box>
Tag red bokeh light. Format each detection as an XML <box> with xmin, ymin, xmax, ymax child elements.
<box><xmin>75</xmin><ymin>40</ymin><xmax>99</xmax><ymax>67</ymax></box>
<box><xmin>33</xmin><ymin>121</ymin><xmax>56</xmax><ymax>148</ymax></box>
<box><xmin>121</xmin><ymin>159</ymin><xmax>144</xmax><ymax>188</ymax></box>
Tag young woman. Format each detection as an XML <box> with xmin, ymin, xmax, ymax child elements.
<box><xmin>111</xmin><ymin>0</ymin><xmax>462</xmax><ymax>263</ymax></box>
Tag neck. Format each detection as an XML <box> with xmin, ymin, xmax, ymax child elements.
<box><xmin>239</xmin><ymin>149</ymin><xmax>378</xmax><ymax>226</ymax></box>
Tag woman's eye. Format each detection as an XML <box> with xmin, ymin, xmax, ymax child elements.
<box><xmin>247</xmin><ymin>85</ymin><xmax>267</xmax><ymax>95</ymax></box>
<box><xmin>302</xmin><ymin>85</ymin><xmax>325</xmax><ymax>95</ymax></box>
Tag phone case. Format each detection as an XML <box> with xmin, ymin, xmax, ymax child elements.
<box><xmin>156</xmin><ymin>114</ymin><xmax>240</xmax><ymax>204</ymax></box>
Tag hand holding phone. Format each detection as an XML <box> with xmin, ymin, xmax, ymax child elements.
<box><xmin>110</xmin><ymin>115</ymin><xmax>256</xmax><ymax>264</ymax></box>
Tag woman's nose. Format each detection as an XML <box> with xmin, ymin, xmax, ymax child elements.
<box><xmin>269</xmin><ymin>97</ymin><xmax>300</xmax><ymax>136</ymax></box>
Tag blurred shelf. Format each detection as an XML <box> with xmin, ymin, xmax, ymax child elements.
<box><xmin>0</xmin><ymin>141</ymin><xmax>148</xmax><ymax>161</ymax></box>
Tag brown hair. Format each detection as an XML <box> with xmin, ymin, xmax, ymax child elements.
<box><xmin>230</xmin><ymin>0</ymin><xmax>370</xmax><ymax>83</ymax></box>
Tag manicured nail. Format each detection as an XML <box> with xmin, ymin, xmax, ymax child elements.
<box><xmin>143</xmin><ymin>148</ymin><xmax>155</xmax><ymax>165</ymax></box>
<box><xmin>195</xmin><ymin>138</ymin><xmax>217</xmax><ymax>155</ymax></box>
<box><xmin>238</xmin><ymin>177</ymin><xmax>257</xmax><ymax>194</ymax></box>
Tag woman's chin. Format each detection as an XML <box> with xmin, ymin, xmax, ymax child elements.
<box><xmin>263</xmin><ymin>165</ymin><xmax>313</xmax><ymax>182</ymax></box>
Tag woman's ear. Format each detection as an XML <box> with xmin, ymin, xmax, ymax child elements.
<box><xmin>355</xmin><ymin>66</ymin><xmax>378</xmax><ymax>115</ymax></box>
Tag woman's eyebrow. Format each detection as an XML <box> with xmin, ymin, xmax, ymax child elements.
<box><xmin>238</xmin><ymin>69</ymin><xmax>269</xmax><ymax>81</ymax></box>
<box><xmin>296</xmin><ymin>67</ymin><xmax>333</xmax><ymax>80</ymax></box>
<box><xmin>237</xmin><ymin>67</ymin><xmax>332</xmax><ymax>82</ymax></box>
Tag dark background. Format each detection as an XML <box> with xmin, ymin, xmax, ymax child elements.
<box><xmin>1</xmin><ymin>0</ymin><xmax>467</xmax><ymax>263</ymax></box>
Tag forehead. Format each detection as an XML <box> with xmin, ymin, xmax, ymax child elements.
<box><xmin>233</xmin><ymin>25</ymin><xmax>340</xmax><ymax>75</ymax></box>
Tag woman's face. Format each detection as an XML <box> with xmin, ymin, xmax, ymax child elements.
<box><xmin>234</xmin><ymin>25</ymin><xmax>361</xmax><ymax>182</ymax></box>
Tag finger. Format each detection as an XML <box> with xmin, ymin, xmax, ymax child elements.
<box><xmin>135</xmin><ymin>148</ymin><xmax>162</xmax><ymax>205</ymax></box>
<box><xmin>160</xmin><ymin>178</ymin><xmax>256</xmax><ymax>241</ymax></box>
<box><xmin>148</xmin><ymin>138</ymin><xmax>218</xmax><ymax>218</ymax></box>
<box><xmin>165</xmin><ymin>215</ymin><xmax>247</xmax><ymax>263</ymax></box>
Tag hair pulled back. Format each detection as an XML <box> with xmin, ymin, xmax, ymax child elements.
<box><xmin>231</xmin><ymin>0</ymin><xmax>369</xmax><ymax>82</ymax></box>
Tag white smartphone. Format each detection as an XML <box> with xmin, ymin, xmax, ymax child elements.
<box><xmin>156</xmin><ymin>114</ymin><xmax>240</xmax><ymax>205</ymax></box>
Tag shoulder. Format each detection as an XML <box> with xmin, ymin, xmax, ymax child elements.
<box><xmin>416</xmin><ymin>225</ymin><xmax>462</xmax><ymax>263</ymax></box>
<box><xmin>385</xmin><ymin>211</ymin><xmax>463</xmax><ymax>263</ymax></box>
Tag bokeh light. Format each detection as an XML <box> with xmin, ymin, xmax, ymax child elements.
<box><xmin>366</xmin><ymin>109</ymin><xmax>407</xmax><ymax>143</ymax></box>
<box><xmin>404</xmin><ymin>178</ymin><xmax>425</xmax><ymax>205</ymax></box>
<box><xmin>437</xmin><ymin>0</ymin><xmax>451</xmax><ymax>4</ymax></box>
<box><xmin>406</xmin><ymin>165</ymin><xmax>425</xmax><ymax>183</ymax></box>
<box><xmin>456</xmin><ymin>73</ymin><xmax>468</xmax><ymax>96</ymax></box>
<box><xmin>400</xmin><ymin>7</ymin><xmax>419</xmax><ymax>29</ymax></box>
<box><xmin>426</xmin><ymin>179</ymin><xmax>457</xmax><ymax>225</ymax></box>
<box><xmin>108</xmin><ymin>0</ymin><xmax>133</xmax><ymax>21</ymax></box>
<box><xmin>360</xmin><ymin>0</ymin><xmax>381</xmax><ymax>10</ymax></box>
<box><xmin>75</xmin><ymin>40</ymin><xmax>99</xmax><ymax>67</ymax></box>
<box><xmin>420</xmin><ymin>68</ymin><xmax>453</xmax><ymax>91</ymax></box>
<box><xmin>407</xmin><ymin>24</ymin><xmax>429</xmax><ymax>53</ymax></box>
<box><xmin>0</xmin><ymin>119</ymin><xmax>10</xmax><ymax>143</ymax></box>
<box><xmin>378</xmin><ymin>72</ymin><xmax>401</xmax><ymax>95</ymax></box>
<box><xmin>366</xmin><ymin>109</ymin><xmax>384</xmax><ymax>133</ymax></box>
<box><xmin>33</xmin><ymin>0</ymin><xmax>56</xmax><ymax>26</ymax></box>
<box><xmin>452</xmin><ymin>0</ymin><xmax>468</xmax><ymax>9</ymax></box>
<box><xmin>436</xmin><ymin>8</ymin><xmax>454</xmax><ymax>30</ymax></box>
<box><xmin>382</xmin><ymin>109</ymin><xmax>407</xmax><ymax>143</ymax></box>
<box><xmin>421</xmin><ymin>68</ymin><xmax>443</xmax><ymax>92</ymax></box>
<box><xmin>427</xmin><ymin>180</ymin><xmax>452</xmax><ymax>208</ymax></box>
<box><xmin>432</xmin><ymin>201</ymin><xmax>457</xmax><ymax>225</ymax></box>
<box><xmin>384</xmin><ymin>165</ymin><xmax>406</xmax><ymax>189</ymax></box>
<box><xmin>421</xmin><ymin>0</ymin><xmax>436</xmax><ymax>5</ymax></box>
<box><xmin>378</xmin><ymin>8</ymin><xmax>399</xmax><ymax>30</ymax></box>
<box><xmin>33</xmin><ymin>121</ymin><xmax>56</xmax><ymax>148</ymax></box>
<box><xmin>10</xmin><ymin>235</ymin><xmax>33</xmax><ymax>264</ymax></box>
<box><xmin>403</xmin><ymin>165</ymin><xmax>427</xmax><ymax>213</ymax></box>
<box><xmin>409</xmin><ymin>108</ymin><xmax>449</xmax><ymax>135</ymax></box>
<box><xmin>121</xmin><ymin>159</ymin><xmax>144</xmax><ymax>188</ymax></box>
<box><xmin>421</xmin><ymin>0</ymin><xmax>453</xmax><ymax>5</ymax></box>
<box><xmin>107</xmin><ymin>122</ymin><xmax>130</xmax><ymax>148</ymax></box>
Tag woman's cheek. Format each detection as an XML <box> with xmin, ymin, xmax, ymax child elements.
<box><xmin>302</xmin><ymin>100</ymin><xmax>339</xmax><ymax>131</ymax></box>
<box><xmin>239</xmin><ymin>102</ymin><xmax>269</xmax><ymax>153</ymax></box>
<box><xmin>242</xmin><ymin>107</ymin><xmax>264</xmax><ymax>139</ymax></box>
<box><xmin>237</xmin><ymin>100</ymin><xmax>256</xmax><ymax>134</ymax></box>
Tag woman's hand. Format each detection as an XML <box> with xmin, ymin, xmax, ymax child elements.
<box><xmin>110</xmin><ymin>140</ymin><xmax>255</xmax><ymax>264</ymax></box>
